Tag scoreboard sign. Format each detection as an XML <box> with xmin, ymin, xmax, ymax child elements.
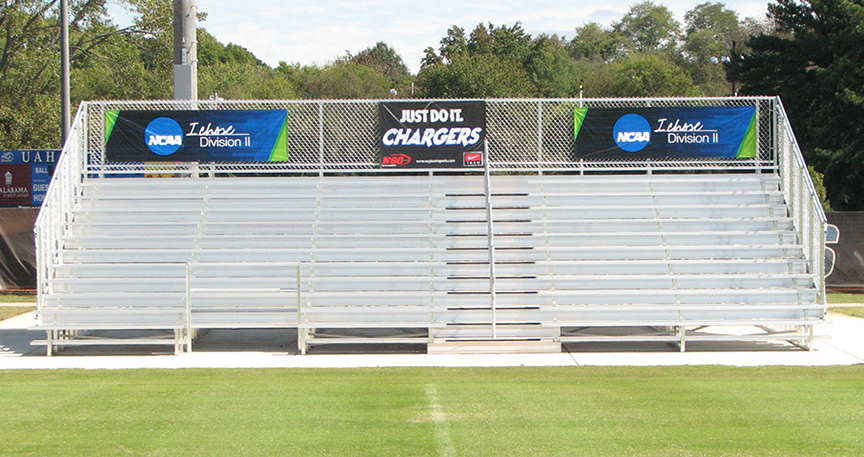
<box><xmin>0</xmin><ymin>150</ymin><xmax>59</xmax><ymax>207</ymax></box>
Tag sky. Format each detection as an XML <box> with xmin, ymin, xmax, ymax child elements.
<box><xmin>108</xmin><ymin>0</ymin><xmax>773</xmax><ymax>74</ymax></box>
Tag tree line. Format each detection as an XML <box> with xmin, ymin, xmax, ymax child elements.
<box><xmin>1</xmin><ymin>0</ymin><xmax>861</xmax><ymax>209</ymax></box>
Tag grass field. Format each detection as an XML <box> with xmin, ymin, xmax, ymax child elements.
<box><xmin>0</xmin><ymin>293</ymin><xmax>35</xmax><ymax>303</ymax></box>
<box><xmin>826</xmin><ymin>292</ymin><xmax>864</xmax><ymax>318</ymax></box>
<box><xmin>827</xmin><ymin>292</ymin><xmax>864</xmax><ymax>304</ymax></box>
<box><xmin>0</xmin><ymin>293</ymin><xmax>36</xmax><ymax>321</ymax></box>
<box><xmin>0</xmin><ymin>306</ymin><xmax>34</xmax><ymax>321</ymax></box>
<box><xmin>1</xmin><ymin>366</ymin><xmax>863</xmax><ymax>457</ymax></box>
<box><xmin>832</xmin><ymin>307</ymin><xmax>864</xmax><ymax>319</ymax></box>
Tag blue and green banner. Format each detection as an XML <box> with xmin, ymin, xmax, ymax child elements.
<box><xmin>573</xmin><ymin>106</ymin><xmax>757</xmax><ymax>159</ymax></box>
<box><xmin>104</xmin><ymin>110</ymin><xmax>289</xmax><ymax>163</ymax></box>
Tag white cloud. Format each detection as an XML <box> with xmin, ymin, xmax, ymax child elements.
<box><xmin>129</xmin><ymin>0</ymin><xmax>773</xmax><ymax>74</ymax></box>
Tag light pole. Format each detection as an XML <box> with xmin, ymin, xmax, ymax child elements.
<box><xmin>173</xmin><ymin>0</ymin><xmax>198</xmax><ymax>101</ymax></box>
<box><xmin>60</xmin><ymin>0</ymin><xmax>71</xmax><ymax>144</ymax></box>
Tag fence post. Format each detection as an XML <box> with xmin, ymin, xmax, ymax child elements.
<box><xmin>297</xmin><ymin>263</ymin><xmax>305</xmax><ymax>354</ymax></box>
<box><xmin>185</xmin><ymin>263</ymin><xmax>193</xmax><ymax>353</ymax></box>
<box><xmin>484</xmin><ymin>140</ymin><xmax>497</xmax><ymax>339</ymax></box>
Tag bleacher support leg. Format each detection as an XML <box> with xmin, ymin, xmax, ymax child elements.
<box><xmin>298</xmin><ymin>328</ymin><xmax>307</xmax><ymax>355</ymax></box>
<box><xmin>174</xmin><ymin>329</ymin><xmax>182</xmax><ymax>355</ymax></box>
<box><xmin>46</xmin><ymin>330</ymin><xmax>53</xmax><ymax>357</ymax></box>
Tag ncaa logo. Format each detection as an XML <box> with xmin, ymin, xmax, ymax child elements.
<box><xmin>144</xmin><ymin>117</ymin><xmax>184</xmax><ymax>156</ymax></box>
<box><xmin>613</xmin><ymin>114</ymin><xmax>651</xmax><ymax>152</ymax></box>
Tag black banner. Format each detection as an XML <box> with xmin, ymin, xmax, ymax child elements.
<box><xmin>0</xmin><ymin>208</ymin><xmax>37</xmax><ymax>289</ymax></box>
<box><xmin>379</xmin><ymin>101</ymin><xmax>485</xmax><ymax>169</ymax></box>
<box><xmin>827</xmin><ymin>212</ymin><xmax>864</xmax><ymax>290</ymax></box>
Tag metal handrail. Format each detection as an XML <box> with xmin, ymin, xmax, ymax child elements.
<box><xmin>774</xmin><ymin>98</ymin><xmax>828</xmax><ymax>304</ymax></box>
<box><xmin>34</xmin><ymin>103</ymin><xmax>88</xmax><ymax>319</ymax></box>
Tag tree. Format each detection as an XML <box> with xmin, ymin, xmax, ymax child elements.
<box><xmin>438</xmin><ymin>25</ymin><xmax>467</xmax><ymax>61</ymax></box>
<box><xmin>568</xmin><ymin>22</ymin><xmax>625</xmax><ymax>62</ymax></box>
<box><xmin>682</xmin><ymin>2</ymin><xmax>745</xmax><ymax>95</ymax></box>
<box><xmin>526</xmin><ymin>34</ymin><xmax>585</xmax><ymax>97</ymax></box>
<box><xmin>342</xmin><ymin>42</ymin><xmax>413</xmax><ymax>96</ymax></box>
<box><xmin>0</xmin><ymin>0</ymin><xmax>187</xmax><ymax>149</ymax></box>
<box><xmin>607</xmin><ymin>54</ymin><xmax>699</xmax><ymax>97</ymax></box>
<box><xmin>282</xmin><ymin>61</ymin><xmax>393</xmax><ymax>99</ymax></box>
<box><xmin>613</xmin><ymin>1</ymin><xmax>682</xmax><ymax>54</ymax></box>
<box><xmin>72</xmin><ymin>0</ymin><xmax>181</xmax><ymax>101</ymax></box>
<box><xmin>417</xmin><ymin>53</ymin><xmax>537</xmax><ymax>98</ymax></box>
<box><xmin>0</xmin><ymin>0</ymin><xmax>158</xmax><ymax>148</ymax></box>
<box><xmin>199</xmin><ymin>62</ymin><xmax>296</xmax><ymax>100</ymax></box>
<box><xmin>198</xmin><ymin>30</ymin><xmax>264</xmax><ymax>67</ymax></box>
<box><xmin>420</xmin><ymin>22</ymin><xmax>589</xmax><ymax>98</ymax></box>
<box><xmin>727</xmin><ymin>0</ymin><xmax>864</xmax><ymax>210</ymax></box>
<box><xmin>483</xmin><ymin>22</ymin><xmax>533</xmax><ymax>64</ymax></box>
<box><xmin>196</xmin><ymin>28</ymin><xmax>299</xmax><ymax>100</ymax></box>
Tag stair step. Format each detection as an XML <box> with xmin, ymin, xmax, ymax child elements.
<box><xmin>427</xmin><ymin>340</ymin><xmax>562</xmax><ymax>354</ymax></box>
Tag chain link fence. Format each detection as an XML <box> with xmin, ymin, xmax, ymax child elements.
<box><xmin>85</xmin><ymin>97</ymin><xmax>776</xmax><ymax>174</ymax></box>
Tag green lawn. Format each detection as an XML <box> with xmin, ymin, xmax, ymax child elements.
<box><xmin>827</xmin><ymin>292</ymin><xmax>864</xmax><ymax>304</ymax></box>
<box><xmin>0</xmin><ymin>293</ymin><xmax>35</xmax><ymax>303</ymax></box>
<box><xmin>1</xmin><ymin>366</ymin><xmax>863</xmax><ymax>456</ymax></box>
<box><xmin>826</xmin><ymin>293</ymin><xmax>864</xmax><ymax>318</ymax></box>
<box><xmin>0</xmin><ymin>306</ymin><xmax>34</xmax><ymax>321</ymax></box>
<box><xmin>831</xmin><ymin>307</ymin><xmax>864</xmax><ymax>319</ymax></box>
<box><xmin>0</xmin><ymin>293</ymin><xmax>36</xmax><ymax>321</ymax></box>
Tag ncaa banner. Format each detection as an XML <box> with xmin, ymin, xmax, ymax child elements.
<box><xmin>379</xmin><ymin>101</ymin><xmax>485</xmax><ymax>169</ymax></box>
<box><xmin>573</xmin><ymin>106</ymin><xmax>757</xmax><ymax>159</ymax></box>
<box><xmin>104</xmin><ymin>110</ymin><xmax>289</xmax><ymax>163</ymax></box>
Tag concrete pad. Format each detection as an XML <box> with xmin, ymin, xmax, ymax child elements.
<box><xmin>1</xmin><ymin>311</ymin><xmax>862</xmax><ymax>370</ymax></box>
<box><xmin>0</xmin><ymin>311</ymin><xmax>36</xmax><ymax>330</ymax></box>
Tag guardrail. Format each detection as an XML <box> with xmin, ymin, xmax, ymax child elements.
<box><xmin>774</xmin><ymin>99</ymin><xmax>828</xmax><ymax>305</ymax></box>
<box><xmin>35</xmin><ymin>105</ymin><xmax>88</xmax><ymax>312</ymax></box>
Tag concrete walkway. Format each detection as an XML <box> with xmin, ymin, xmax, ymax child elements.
<box><xmin>1</xmin><ymin>311</ymin><xmax>863</xmax><ymax>369</ymax></box>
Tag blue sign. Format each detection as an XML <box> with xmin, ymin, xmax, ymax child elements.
<box><xmin>574</xmin><ymin>106</ymin><xmax>757</xmax><ymax>159</ymax></box>
<box><xmin>612</xmin><ymin>114</ymin><xmax>652</xmax><ymax>152</ymax></box>
<box><xmin>104</xmin><ymin>110</ymin><xmax>289</xmax><ymax>163</ymax></box>
<box><xmin>0</xmin><ymin>150</ymin><xmax>59</xmax><ymax>206</ymax></box>
<box><xmin>144</xmin><ymin>117</ymin><xmax>185</xmax><ymax>156</ymax></box>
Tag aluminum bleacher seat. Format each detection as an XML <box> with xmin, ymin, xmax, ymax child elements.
<box><xmin>36</xmin><ymin>171</ymin><xmax>824</xmax><ymax>354</ymax></box>
<box><xmin>34</xmin><ymin>98</ymin><xmax>828</xmax><ymax>355</ymax></box>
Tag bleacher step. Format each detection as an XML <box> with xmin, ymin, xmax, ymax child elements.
<box><xmin>427</xmin><ymin>340</ymin><xmax>562</xmax><ymax>354</ymax></box>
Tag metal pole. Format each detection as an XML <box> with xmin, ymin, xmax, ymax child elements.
<box><xmin>483</xmin><ymin>141</ymin><xmax>497</xmax><ymax>339</ymax></box>
<box><xmin>185</xmin><ymin>263</ymin><xmax>193</xmax><ymax>353</ymax></box>
<box><xmin>60</xmin><ymin>0</ymin><xmax>71</xmax><ymax>143</ymax></box>
<box><xmin>173</xmin><ymin>0</ymin><xmax>198</xmax><ymax>101</ymax></box>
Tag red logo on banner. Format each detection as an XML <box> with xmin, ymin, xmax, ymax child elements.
<box><xmin>463</xmin><ymin>152</ymin><xmax>483</xmax><ymax>167</ymax></box>
<box><xmin>382</xmin><ymin>153</ymin><xmax>412</xmax><ymax>167</ymax></box>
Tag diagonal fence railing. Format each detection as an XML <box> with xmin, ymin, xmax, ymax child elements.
<box><xmin>775</xmin><ymin>99</ymin><xmax>828</xmax><ymax>305</ymax></box>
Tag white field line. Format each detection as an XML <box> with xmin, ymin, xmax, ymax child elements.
<box><xmin>425</xmin><ymin>384</ymin><xmax>457</xmax><ymax>457</ymax></box>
